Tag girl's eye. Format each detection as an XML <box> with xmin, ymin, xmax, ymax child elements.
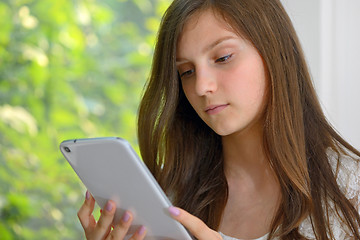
<box><xmin>180</xmin><ymin>69</ymin><xmax>195</xmax><ymax>78</ymax></box>
<box><xmin>215</xmin><ymin>54</ymin><xmax>233</xmax><ymax>63</ymax></box>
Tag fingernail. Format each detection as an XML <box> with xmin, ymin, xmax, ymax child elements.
<box><xmin>105</xmin><ymin>201</ymin><xmax>113</xmax><ymax>212</ymax></box>
<box><xmin>85</xmin><ymin>190</ymin><xmax>90</xmax><ymax>200</ymax></box>
<box><xmin>122</xmin><ymin>211</ymin><xmax>130</xmax><ymax>222</ymax></box>
<box><xmin>138</xmin><ymin>226</ymin><xmax>146</xmax><ymax>235</ymax></box>
<box><xmin>168</xmin><ymin>206</ymin><xmax>180</xmax><ymax>216</ymax></box>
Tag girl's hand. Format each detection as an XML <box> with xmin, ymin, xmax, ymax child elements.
<box><xmin>168</xmin><ymin>206</ymin><xmax>223</xmax><ymax>240</ymax></box>
<box><xmin>77</xmin><ymin>190</ymin><xmax>147</xmax><ymax>240</ymax></box>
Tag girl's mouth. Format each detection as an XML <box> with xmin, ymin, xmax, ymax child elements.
<box><xmin>205</xmin><ymin>104</ymin><xmax>229</xmax><ymax>115</ymax></box>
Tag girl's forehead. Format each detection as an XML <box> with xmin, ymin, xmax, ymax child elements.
<box><xmin>176</xmin><ymin>10</ymin><xmax>249</xmax><ymax>58</ymax></box>
<box><xmin>177</xmin><ymin>9</ymin><xmax>237</xmax><ymax>45</ymax></box>
<box><xmin>181</xmin><ymin>9</ymin><xmax>233</xmax><ymax>34</ymax></box>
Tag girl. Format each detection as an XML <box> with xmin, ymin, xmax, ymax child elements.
<box><xmin>77</xmin><ymin>0</ymin><xmax>360</xmax><ymax>239</ymax></box>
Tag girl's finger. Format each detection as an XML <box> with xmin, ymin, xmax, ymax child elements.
<box><xmin>106</xmin><ymin>211</ymin><xmax>133</xmax><ymax>240</ymax></box>
<box><xmin>128</xmin><ymin>225</ymin><xmax>147</xmax><ymax>240</ymax></box>
<box><xmin>78</xmin><ymin>190</ymin><xmax>97</xmax><ymax>234</ymax></box>
<box><xmin>92</xmin><ymin>200</ymin><xmax>116</xmax><ymax>239</ymax></box>
<box><xmin>168</xmin><ymin>206</ymin><xmax>222</xmax><ymax>240</ymax></box>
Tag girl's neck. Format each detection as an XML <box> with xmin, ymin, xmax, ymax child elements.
<box><xmin>220</xmin><ymin>122</ymin><xmax>281</xmax><ymax>194</ymax></box>
<box><xmin>221</xmin><ymin>125</ymin><xmax>269</xmax><ymax>179</ymax></box>
<box><xmin>219</xmin><ymin>127</ymin><xmax>282</xmax><ymax>239</ymax></box>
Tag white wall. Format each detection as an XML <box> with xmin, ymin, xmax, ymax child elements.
<box><xmin>281</xmin><ymin>0</ymin><xmax>360</xmax><ymax>148</ymax></box>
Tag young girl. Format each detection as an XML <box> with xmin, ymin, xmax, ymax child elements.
<box><xmin>77</xmin><ymin>0</ymin><xmax>360</xmax><ymax>239</ymax></box>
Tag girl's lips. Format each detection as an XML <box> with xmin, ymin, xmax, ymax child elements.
<box><xmin>205</xmin><ymin>104</ymin><xmax>229</xmax><ymax>115</ymax></box>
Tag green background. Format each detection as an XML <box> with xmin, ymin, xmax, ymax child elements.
<box><xmin>0</xmin><ymin>0</ymin><xmax>170</xmax><ymax>239</ymax></box>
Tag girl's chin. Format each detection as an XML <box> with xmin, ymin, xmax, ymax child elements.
<box><xmin>209</xmin><ymin>126</ymin><xmax>236</xmax><ymax>137</ymax></box>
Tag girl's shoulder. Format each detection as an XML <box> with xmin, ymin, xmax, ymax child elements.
<box><xmin>328</xmin><ymin>148</ymin><xmax>360</xmax><ymax>207</ymax></box>
<box><xmin>220</xmin><ymin>149</ymin><xmax>360</xmax><ymax>240</ymax></box>
<box><xmin>301</xmin><ymin>149</ymin><xmax>360</xmax><ymax>239</ymax></box>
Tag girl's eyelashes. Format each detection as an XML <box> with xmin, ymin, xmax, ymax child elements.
<box><xmin>178</xmin><ymin>53</ymin><xmax>233</xmax><ymax>78</ymax></box>
<box><xmin>215</xmin><ymin>53</ymin><xmax>233</xmax><ymax>63</ymax></box>
<box><xmin>180</xmin><ymin>69</ymin><xmax>195</xmax><ymax>78</ymax></box>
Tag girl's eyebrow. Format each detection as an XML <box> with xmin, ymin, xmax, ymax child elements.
<box><xmin>202</xmin><ymin>36</ymin><xmax>236</xmax><ymax>54</ymax></box>
<box><xmin>176</xmin><ymin>35</ymin><xmax>236</xmax><ymax>64</ymax></box>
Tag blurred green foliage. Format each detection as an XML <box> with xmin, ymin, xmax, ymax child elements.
<box><xmin>0</xmin><ymin>0</ymin><xmax>170</xmax><ymax>239</ymax></box>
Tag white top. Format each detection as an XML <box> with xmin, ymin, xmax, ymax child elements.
<box><xmin>220</xmin><ymin>232</ymin><xmax>268</xmax><ymax>240</ymax></box>
<box><xmin>220</xmin><ymin>151</ymin><xmax>360</xmax><ymax>240</ymax></box>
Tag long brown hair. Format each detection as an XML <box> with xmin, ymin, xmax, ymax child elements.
<box><xmin>137</xmin><ymin>0</ymin><xmax>360</xmax><ymax>239</ymax></box>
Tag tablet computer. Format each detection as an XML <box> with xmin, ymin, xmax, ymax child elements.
<box><xmin>60</xmin><ymin>137</ymin><xmax>193</xmax><ymax>240</ymax></box>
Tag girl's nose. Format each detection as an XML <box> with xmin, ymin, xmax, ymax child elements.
<box><xmin>195</xmin><ymin>67</ymin><xmax>217</xmax><ymax>96</ymax></box>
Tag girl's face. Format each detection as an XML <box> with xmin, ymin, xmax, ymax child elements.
<box><xmin>176</xmin><ymin>10</ymin><xmax>268</xmax><ymax>137</ymax></box>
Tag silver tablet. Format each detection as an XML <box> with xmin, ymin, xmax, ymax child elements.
<box><xmin>60</xmin><ymin>137</ymin><xmax>193</xmax><ymax>240</ymax></box>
